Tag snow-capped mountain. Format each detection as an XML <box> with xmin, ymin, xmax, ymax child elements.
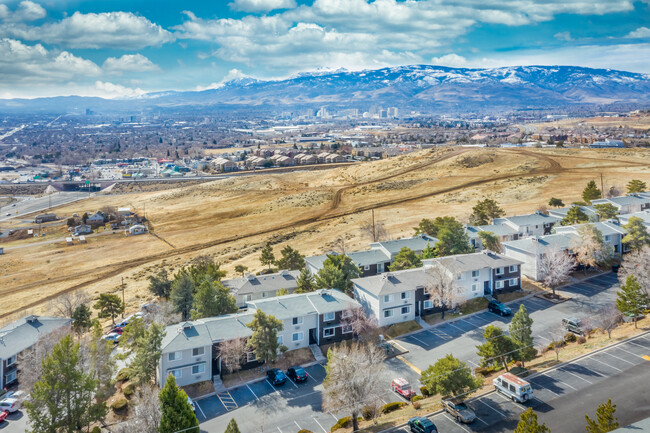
<box><xmin>2</xmin><ymin>65</ymin><xmax>650</xmax><ymax>113</ymax></box>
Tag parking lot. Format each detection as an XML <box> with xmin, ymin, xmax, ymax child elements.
<box><xmin>392</xmin><ymin>331</ymin><xmax>650</xmax><ymax>433</ymax></box>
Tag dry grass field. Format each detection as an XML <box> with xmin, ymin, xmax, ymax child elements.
<box><xmin>1</xmin><ymin>147</ymin><xmax>649</xmax><ymax>324</ymax></box>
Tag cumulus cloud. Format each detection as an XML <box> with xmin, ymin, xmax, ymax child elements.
<box><xmin>103</xmin><ymin>54</ymin><xmax>160</xmax><ymax>74</ymax></box>
<box><xmin>0</xmin><ymin>1</ymin><xmax>46</xmax><ymax>22</ymax></box>
<box><xmin>625</xmin><ymin>27</ymin><xmax>650</xmax><ymax>38</ymax></box>
<box><xmin>94</xmin><ymin>81</ymin><xmax>146</xmax><ymax>98</ymax></box>
<box><xmin>2</xmin><ymin>11</ymin><xmax>174</xmax><ymax>49</ymax></box>
<box><xmin>229</xmin><ymin>0</ymin><xmax>297</xmax><ymax>13</ymax></box>
<box><xmin>431</xmin><ymin>53</ymin><xmax>469</xmax><ymax>68</ymax></box>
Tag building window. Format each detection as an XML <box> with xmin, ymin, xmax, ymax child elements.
<box><xmin>423</xmin><ymin>300</ymin><xmax>434</xmax><ymax>309</ymax></box>
<box><xmin>383</xmin><ymin>295</ymin><xmax>394</xmax><ymax>303</ymax></box>
<box><xmin>471</xmin><ymin>270</ymin><xmax>479</xmax><ymax>277</ymax></box>
<box><xmin>378</xmin><ymin>263</ymin><xmax>384</xmax><ymax>273</ymax></box>
<box><xmin>292</xmin><ymin>332</ymin><xmax>303</xmax><ymax>342</ymax></box>
<box><xmin>191</xmin><ymin>364</ymin><xmax>205</xmax><ymax>375</ymax></box>
<box><xmin>4</xmin><ymin>371</ymin><xmax>16</xmax><ymax>384</ymax></box>
<box><xmin>292</xmin><ymin>317</ymin><xmax>303</xmax><ymax>325</ymax></box>
<box><xmin>472</xmin><ymin>284</ymin><xmax>478</xmax><ymax>292</ymax></box>
<box><xmin>496</xmin><ymin>267</ymin><xmax>504</xmax><ymax>275</ymax></box>
<box><xmin>364</xmin><ymin>265</ymin><xmax>370</xmax><ymax>271</ymax></box>
<box><xmin>246</xmin><ymin>352</ymin><xmax>257</xmax><ymax>362</ymax></box>
<box><xmin>384</xmin><ymin>309</ymin><xmax>394</xmax><ymax>318</ymax></box>
<box><xmin>170</xmin><ymin>369</ymin><xmax>182</xmax><ymax>379</ymax></box>
<box><xmin>341</xmin><ymin>309</ymin><xmax>352</xmax><ymax>318</ymax></box>
<box><xmin>192</xmin><ymin>347</ymin><xmax>204</xmax><ymax>357</ymax></box>
<box><xmin>509</xmin><ymin>265</ymin><xmax>518</xmax><ymax>272</ymax></box>
<box><xmin>401</xmin><ymin>306</ymin><xmax>410</xmax><ymax>315</ymax></box>
<box><xmin>509</xmin><ymin>278</ymin><xmax>519</xmax><ymax>286</ymax></box>
<box><xmin>262</xmin><ymin>292</ymin><xmax>267</xmax><ymax>298</ymax></box>
<box><xmin>277</xmin><ymin>335</ymin><xmax>283</xmax><ymax>345</ymax></box>
<box><xmin>401</xmin><ymin>291</ymin><xmax>410</xmax><ymax>299</ymax></box>
<box><xmin>323</xmin><ymin>312</ymin><xmax>335</xmax><ymax>322</ymax></box>
<box><xmin>323</xmin><ymin>327</ymin><xmax>336</xmax><ymax>337</ymax></box>
<box><xmin>496</xmin><ymin>280</ymin><xmax>504</xmax><ymax>289</ymax></box>
<box><xmin>6</xmin><ymin>355</ymin><xmax>16</xmax><ymax>366</ymax></box>
<box><xmin>244</xmin><ymin>294</ymin><xmax>252</xmax><ymax>302</ymax></box>
<box><xmin>342</xmin><ymin>324</ymin><xmax>353</xmax><ymax>334</ymax></box>
<box><xmin>168</xmin><ymin>351</ymin><xmax>182</xmax><ymax>362</ymax></box>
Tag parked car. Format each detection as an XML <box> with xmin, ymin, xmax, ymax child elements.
<box><xmin>0</xmin><ymin>410</ymin><xmax>7</xmax><ymax>423</ymax></box>
<box><xmin>562</xmin><ymin>317</ymin><xmax>585</xmax><ymax>335</ymax></box>
<box><xmin>408</xmin><ymin>416</ymin><xmax>438</xmax><ymax>433</ymax></box>
<box><xmin>493</xmin><ymin>373</ymin><xmax>533</xmax><ymax>403</ymax></box>
<box><xmin>287</xmin><ymin>366</ymin><xmax>308</xmax><ymax>382</ymax></box>
<box><xmin>622</xmin><ymin>312</ymin><xmax>646</xmax><ymax>323</ymax></box>
<box><xmin>0</xmin><ymin>398</ymin><xmax>21</xmax><ymax>413</ymax></box>
<box><xmin>488</xmin><ymin>299</ymin><xmax>512</xmax><ymax>316</ymax></box>
<box><xmin>187</xmin><ymin>396</ymin><xmax>196</xmax><ymax>412</ymax></box>
<box><xmin>392</xmin><ymin>378</ymin><xmax>417</xmax><ymax>399</ymax></box>
<box><xmin>102</xmin><ymin>332</ymin><xmax>120</xmax><ymax>344</ymax></box>
<box><xmin>266</xmin><ymin>368</ymin><xmax>287</xmax><ymax>386</ymax></box>
<box><xmin>4</xmin><ymin>391</ymin><xmax>25</xmax><ymax>401</ymax></box>
<box><xmin>109</xmin><ymin>327</ymin><xmax>124</xmax><ymax>335</ymax></box>
<box><xmin>442</xmin><ymin>399</ymin><xmax>477</xmax><ymax>423</ymax></box>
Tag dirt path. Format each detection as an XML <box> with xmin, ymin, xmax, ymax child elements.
<box><xmin>0</xmin><ymin>148</ymin><xmax>643</xmax><ymax>318</ymax></box>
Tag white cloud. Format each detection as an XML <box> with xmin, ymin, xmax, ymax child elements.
<box><xmin>94</xmin><ymin>81</ymin><xmax>145</xmax><ymax>98</ymax></box>
<box><xmin>2</xmin><ymin>11</ymin><xmax>174</xmax><ymax>49</ymax></box>
<box><xmin>0</xmin><ymin>1</ymin><xmax>46</xmax><ymax>22</ymax></box>
<box><xmin>554</xmin><ymin>31</ymin><xmax>572</xmax><ymax>41</ymax></box>
<box><xmin>431</xmin><ymin>54</ymin><xmax>469</xmax><ymax>68</ymax></box>
<box><xmin>625</xmin><ymin>27</ymin><xmax>650</xmax><ymax>38</ymax></box>
<box><xmin>103</xmin><ymin>54</ymin><xmax>159</xmax><ymax>74</ymax></box>
<box><xmin>195</xmin><ymin>68</ymin><xmax>250</xmax><ymax>91</ymax></box>
<box><xmin>229</xmin><ymin>0</ymin><xmax>297</xmax><ymax>13</ymax></box>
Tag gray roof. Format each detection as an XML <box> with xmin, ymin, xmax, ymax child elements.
<box><xmin>222</xmin><ymin>270</ymin><xmax>300</xmax><ymax>296</ymax></box>
<box><xmin>248</xmin><ymin>289</ymin><xmax>360</xmax><ymax>320</ymax></box>
<box><xmin>369</xmin><ymin>235</ymin><xmax>438</xmax><ymax>256</ymax></box>
<box><xmin>548</xmin><ymin>205</ymin><xmax>598</xmax><ymax>218</ymax></box>
<box><xmin>592</xmin><ymin>194</ymin><xmax>650</xmax><ymax>208</ymax></box>
<box><xmin>466</xmin><ymin>224</ymin><xmax>519</xmax><ymax>237</ymax></box>
<box><xmin>0</xmin><ymin>315</ymin><xmax>72</xmax><ymax>359</ymax></box>
<box><xmin>352</xmin><ymin>268</ymin><xmax>428</xmax><ymax>296</ymax></box>
<box><xmin>619</xmin><ymin>211</ymin><xmax>650</xmax><ymax>225</ymax></box>
<box><xmin>503</xmin><ymin>233</ymin><xmax>579</xmax><ymax>254</ymax></box>
<box><xmin>305</xmin><ymin>249</ymin><xmax>390</xmax><ymax>270</ymax></box>
<box><xmin>554</xmin><ymin>221</ymin><xmax>626</xmax><ymax>237</ymax></box>
<box><xmin>493</xmin><ymin>213</ymin><xmax>560</xmax><ymax>228</ymax></box>
<box><xmin>434</xmin><ymin>252</ymin><xmax>523</xmax><ymax>274</ymax></box>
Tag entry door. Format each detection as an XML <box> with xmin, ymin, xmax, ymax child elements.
<box><xmin>484</xmin><ymin>281</ymin><xmax>491</xmax><ymax>295</ymax></box>
<box><xmin>309</xmin><ymin>328</ymin><xmax>318</xmax><ymax>345</ymax></box>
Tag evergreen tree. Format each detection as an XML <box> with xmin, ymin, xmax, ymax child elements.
<box><xmin>296</xmin><ymin>267</ymin><xmax>316</xmax><ymax>293</ymax></box>
<box><xmin>187</xmin><ymin>256</ymin><xmax>225</xmax><ymax>285</ymax></box>
<box><xmin>131</xmin><ymin>322</ymin><xmax>165</xmax><ymax>386</ymax></box>
<box><xmin>315</xmin><ymin>254</ymin><xmax>360</xmax><ymax>294</ymax></box>
<box><xmin>582</xmin><ymin>180</ymin><xmax>602</xmax><ymax>204</ymax></box>
<box><xmin>560</xmin><ymin>206</ymin><xmax>590</xmax><ymax>226</ymax></box>
<box><xmin>622</xmin><ymin>216</ymin><xmax>650</xmax><ymax>251</ymax></box>
<box><xmin>275</xmin><ymin>245</ymin><xmax>305</xmax><ymax>270</ymax></box>
<box><xmin>191</xmin><ymin>279</ymin><xmax>237</xmax><ymax>319</ymax></box>
<box><xmin>413</xmin><ymin>216</ymin><xmax>458</xmax><ymax>237</ymax></box>
<box><xmin>247</xmin><ymin>310</ymin><xmax>283</xmax><ymax>363</ymax></box>
<box><xmin>260</xmin><ymin>243</ymin><xmax>276</xmax><ymax>270</ymax></box>
<box><xmin>476</xmin><ymin>325</ymin><xmax>516</xmax><ymax>371</ymax></box>
<box><xmin>593</xmin><ymin>203</ymin><xmax>619</xmax><ymax>221</ymax></box>
<box><xmin>89</xmin><ymin>321</ymin><xmax>116</xmax><ymax>401</ymax></box>
<box><xmin>626</xmin><ymin>179</ymin><xmax>647</xmax><ymax>194</ymax></box>
<box><xmin>548</xmin><ymin>197</ymin><xmax>564</xmax><ymax>208</ymax></box>
<box><xmin>470</xmin><ymin>198</ymin><xmax>505</xmax><ymax>225</ymax></box>
<box><xmin>478</xmin><ymin>231</ymin><xmax>502</xmax><ymax>252</ymax></box>
<box><xmin>71</xmin><ymin>304</ymin><xmax>92</xmax><ymax>336</ymax></box>
<box><xmin>420</xmin><ymin>242</ymin><xmax>436</xmax><ymax>259</ymax></box>
<box><xmin>170</xmin><ymin>273</ymin><xmax>195</xmax><ymax>320</ymax></box>
<box><xmin>225</xmin><ymin>419</ymin><xmax>242</xmax><ymax>433</ymax></box>
<box><xmin>509</xmin><ymin>304</ymin><xmax>536</xmax><ymax>366</ymax></box>
<box><xmin>25</xmin><ymin>335</ymin><xmax>106</xmax><ymax>433</ymax></box>
<box><xmin>420</xmin><ymin>354</ymin><xmax>482</xmax><ymax>397</ymax></box>
<box><xmin>585</xmin><ymin>399</ymin><xmax>619</xmax><ymax>433</ymax></box>
<box><xmin>434</xmin><ymin>218</ymin><xmax>473</xmax><ymax>257</ymax></box>
<box><xmin>159</xmin><ymin>375</ymin><xmax>199</xmax><ymax>433</ymax></box>
<box><xmin>148</xmin><ymin>269</ymin><xmax>172</xmax><ymax>299</ymax></box>
<box><xmin>616</xmin><ymin>275</ymin><xmax>650</xmax><ymax>328</ymax></box>
<box><xmin>93</xmin><ymin>293</ymin><xmax>124</xmax><ymax>325</ymax></box>
<box><xmin>119</xmin><ymin>317</ymin><xmax>146</xmax><ymax>352</ymax></box>
<box><xmin>514</xmin><ymin>408</ymin><xmax>551</xmax><ymax>433</ymax></box>
<box><xmin>234</xmin><ymin>264</ymin><xmax>248</xmax><ymax>277</ymax></box>
<box><xmin>316</xmin><ymin>264</ymin><xmax>346</xmax><ymax>291</ymax></box>
<box><xmin>389</xmin><ymin>247</ymin><xmax>422</xmax><ymax>271</ymax></box>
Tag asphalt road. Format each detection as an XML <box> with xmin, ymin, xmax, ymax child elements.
<box><xmin>0</xmin><ymin>191</ymin><xmax>90</xmax><ymax>222</ymax></box>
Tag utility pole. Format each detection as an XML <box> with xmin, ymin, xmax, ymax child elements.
<box><xmin>371</xmin><ymin>209</ymin><xmax>376</xmax><ymax>242</ymax></box>
<box><xmin>121</xmin><ymin>277</ymin><xmax>125</xmax><ymax>318</ymax></box>
<box><xmin>600</xmin><ymin>173</ymin><xmax>605</xmax><ymax>197</ymax></box>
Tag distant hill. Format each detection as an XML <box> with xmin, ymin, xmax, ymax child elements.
<box><xmin>2</xmin><ymin>65</ymin><xmax>650</xmax><ymax>114</ymax></box>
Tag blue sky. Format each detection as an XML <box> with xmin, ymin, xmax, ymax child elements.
<box><xmin>0</xmin><ymin>0</ymin><xmax>649</xmax><ymax>98</ymax></box>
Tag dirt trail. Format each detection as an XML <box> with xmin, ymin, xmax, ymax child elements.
<box><xmin>0</xmin><ymin>148</ymin><xmax>642</xmax><ymax>318</ymax></box>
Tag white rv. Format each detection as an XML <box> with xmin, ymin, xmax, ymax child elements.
<box><xmin>493</xmin><ymin>373</ymin><xmax>533</xmax><ymax>403</ymax></box>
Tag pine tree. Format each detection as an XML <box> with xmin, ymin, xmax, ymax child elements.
<box><xmin>593</xmin><ymin>203</ymin><xmax>619</xmax><ymax>221</ymax></box>
<box><xmin>616</xmin><ymin>275</ymin><xmax>650</xmax><ymax>328</ymax></box>
<box><xmin>622</xmin><ymin>216</ymin><xmax>650</xmax><ymax>251</ymax></box>
<box><xmin>509</xmin><ymin>304</ymin><xmax>536</xmax><ymax>366</ymax></box>
<box><xmin>476</xmin><ymin>325</ymin><xmax>516</xmax><ymax>371</ymax></box>
<box><xmin>191</xmin><ymin>279</ymin><xmax>237</xmax><ymax>319</ymax></box>
<box><xmin>582</xmin><ymin>180</ymin><xmax>602</xmax><ymax>204</ymax></box>
<box><xmin>585</xmin><ymin>399</ymin><xmax>619</xmax><ymax>433</ymax></box>
<box><xmin>234</xmin><ymin>264</ymin><xmax>248</xmax><ymax>277</ymax></box>
<box><xmin>148</xmin><ymin>269</ymin><xmax>172</xmax><ymax>299</ymax></box>
<box><xmin>93</xmin><ymin>293</ymin><xmax>124</xmax><ymax>325</ymax></box>
<box><xmin>296</xmin><ymin>267</ymin><xmax>316</xmax><ymax>293</ymax></box>
<box><xmin>315</xmin><ymin>254</ymin><xmax>360</xmax><ymax>294</ymax></box>
<box><xmin>420</xmin><ymin>242</ymin><xmax>436</xmax><ymax>259</ymax></box>
<box><xmin>275</xmin><ymin>245</ymin><xmax>305</xmax><ymax>270</ymax></box>
<box><xmin>71</xmin><ymin>304</ymin><xmax>92</xmax><ymax>335</ymax></box>
<box><xmin>514</xmin><ymin>408</ymin><xmax>551</xmax><ymax>433</ymax></box>
<box><xmin>170</xmin><ymin>273</ymin><xmax>195</xmax><ymax>320</ymax></box>
<box><xmin>247</xmin><ymin>310</ymin><xmax>283</xmax><ymax>363</ymax></box>
<box><xmin>548</xmin><ymin>197</ymin><xmax>564</xmax><ymax>207</ymax></box>
<box><xmin>225</xmin><ymin>419</ymin><xmax>242</xmax><ymax>433</ymax></box>
<box><xmin>470</xmin><ymin>198</ymin><xmax>505</xmax><ymax>225</ymax></box>
<box><xmin>420</xmin><ymin>354</ymin><xmax>482</xmax><ymax>397</ymax></box>
<box><xmin>434</xmin><ymin>218</ymin><xmax>473</xmax><ymax>257</ymax></box>
<box><xmin>131</xmin><ymin>322</ymin><xmax>165</xmax><ymax>385</ymax></box>
<box><xmin>626</xmin><ymin>179</ymin><xmax>647</xmax><ymax>194</ymax></box>
<box><xmin>561</xmin><ymin>206</ymin><xmax>590</xmax><ymax>226</ymax></box>
<box><xmin>260</xmin><ymin>243</ymin><xmax>276</xmax><ymax>270</ymax></box>
<box><xmin>159</xmin><ymin>375</ymin><xmax>199</xmax><ymax>433</ymax></box>
<box><xmin>478</xmin><ymin>231</ymin><xmax>502</xmax><ymax>252</ymax></box>
<box><xmin>389</xmin><ymin>247</ymin><xmax>422</xmax><ymax>271</ymax></box>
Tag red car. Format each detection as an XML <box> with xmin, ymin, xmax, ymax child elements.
<box><xmin>0</xmin><ymin>410</ymin><xmax>8</xmax><ymax>423</ymax></box>
<box><xmin>392</xmin><ymin>378</ymin><xmax>417</xmax><ymax>399</ymax></box>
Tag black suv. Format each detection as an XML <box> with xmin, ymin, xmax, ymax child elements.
<box><xmin>488</xmin><ymin>299</ymin><xmax>512</xmax><ymax>316</ymax></box>
<box><xmin>266</xmin><ymin>368</ymin><xmax>287</xmax><ymax>386</ymax></box>
<box><xmin>287</xmin><ymin>366</ymin><xmax>308</xmax><ymax>382</ymax></box>
<box><xmin>408</xmin><ymin>417</ymin><xmax>437</xmax><ymax>433</ymax></box>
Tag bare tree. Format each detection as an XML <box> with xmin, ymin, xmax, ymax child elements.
<box><xmin>133</xmin><ymin>384</ymin><xmax>162</xmax><ymax>433</ymax></box>
<box><xmin>548</xmin><ymin>328</ymin><xmax>566</xmax><ymax>362</ymax></box>
<box><xmin>50</xmin><ymin>291</ymin><xmax>89</xmax><ymax>318</ymax></box>
<box><xmin>18</xmin><ymin>327</ymin><xmax>70</xmax><ymax>392</ymax></box>
<box><xmin>607</xmin><ymin>185</ymin><xmax>621</xmax><ymax>198</ymax></box>
<box><xmin>332</xmin><ymin>237</ymin><xmax>347</xmax><ymax>254</ymax></box>
<box><xmin>323</xmin><ymin>342</ymin><xmax>387</xmax><ymax>432</ymax></box>
<box><xmin>536</xmin><ymin>204</ymin><xmax>549</xmax><ymax>215</ymax></box>
<box><xmin>539</xmin><ymin>245</ymin><xmax>576</xmax><ymax>297</ymax></box>
<box><xmin>424</xmin><ymin>263</ymin><xmax>465</xmax><ymax>315</ymax></box>
<box><xmin>341</xmin><ymin>305</ymin><xmax>379</xmax><ymax>342</ymax></box>
<box><xmin>571</xmin><ymin>224</ymin><xmax>616</xmax><ymax>274</ymax></box>
<box><xmin>148</xmin><ymin>300</ymin><xmax>181</xmax><ymax>326</ymax></box>
<box><xmin>360</xmin><ymin>211</ymin><xmax>389</xmax><ymax>242</ymax></box>
<box><xmin>619</xmin><ymin>245</ymin><xmax>650</xmax><ymax>297</ymax></box>
<box><xmin>595</xmin><ymin>304</ymin><xmax>621</xmax><ymax>339</ymax></box>
<box><xmin>219</xmin><ymin>337</ymin><xmax>248</xmax><ymax>374</ymax></box>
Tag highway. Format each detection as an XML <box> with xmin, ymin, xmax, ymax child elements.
<box><xmin>0</xmin><ymin>191</ymin><xmax>90</xmax><ymax>222</ymax></box>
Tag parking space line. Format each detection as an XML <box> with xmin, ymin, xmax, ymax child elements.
<box><xmin>216</xmin><ymin>391</ymin><xmax>238</xmax><ymax>411</ymax></box>
<box><xmin>313</xmin><ymin>417</ymin><xmax>327</xmax><ymax>433</ymax></box>
<box><xmin>602</xmin><ymin>351</ymin><xmax>636</xmax><ymax>365</ymax></box>
<box><xmin>442</xmin><ymin>413</ymin><xmax>471</xmax><ymax>432</ymax></box>
<box><xmin>294</xmin><ymin>421</ymin><xmax>301</xmax><ymax>430</ymax></box>
<box><xmin>247</xmin><ymin>384</ymin><xmax>260</xmax><ymax>401</ymax></box>
<box><xmin>409</xmin><ymin>334</ymin><xmax>431</xmax><ymax>347</ymax></box>
<box><xmin>288</xmin><ymin>377</ymin><xmax>299</xmax><ymax>388</ymax></box>
<box><xmin>467</xmin><ymin>359</ymin><xmax>480</xmax><ymax>368</ymax></box>
<box><xmin>626</xmin><ymin>340</ymin><xmax>649</xmax><ymax>350</ymax></box>
<box><xmin>525</xmin><ymin>298</ymin><xmax>547</xmax><ymax>308</ymax></box>
<box><xmin>447</xmin><ymin>322</ymin><xmax>467</xmax><ymax>333</ymax></box>
<box><xmin>266</xmin><ymin>379</ymin><xmax>281</xmax><ymax>395</ymax></box>
<box><xmin>476</xmin><ymin>415</ymin><xmax>489</xmax><ymax>426</ymax></box>
<box><xmin>536</xmin><ymin>335</ymin><xmax>551</xmax><ymax>343</ymax></box>
<box><xmin>615</xmin><ymin>345</ymin><xmax>644</xmax><ymax>358</ymax></box>
<box><xmin>194</xmin><ymin>400</ymin><xmax>206</xmax><ymax>420</ymax></box>
<box><xmin>277</xmin><ymin>426</ymin><xmax>283</xmax><ymax>433</ymax></box>
<box><xmin>532</xmin><ymin>381</ymin><xmax>560</xmax><ymax>397</ymax></box>
<box><xmin>330</xmin><ymin>412</ymin><xmax>338</xmax><ymax>422</ymax></box>
<box><xmin>477</xmin><ymin>398</ymin><xmax>506</xmax><ymax>417</ymax></box>
<box><xmin>560</xmin><ymin>368</ymin><xmax>594</xmax><ymax>384</ymax></box>
<box><xmin>590</xmin><ymin>357</ymin><xmax>623</xmax><ymax>372</ymax></box>
<box><xmin>495</xmin><ymin>391</ymin><xmax>527</xmax><ymax>411</ymax></box>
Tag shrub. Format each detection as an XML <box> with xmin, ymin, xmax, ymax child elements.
<box><xmin>381</xmin><ymin>401</ymin><xmax>406</xmax><ymax>414</ymax></box>
<box><xmin>111</xmin><ymin>398</ymin><xmax>128</xmax><ymax>412</ymax></box>
<box><xmin>116</xmin><ymin>368</ymin><xmax>133</xmax><ymax>382</ymax></box>
<box><xmin>90</xmin><ymin>427</ymin><xmax>101</xmax><ymax>433</ymax></box>
<box><xmin>564</xmin><ymin>332</ymin><xmax>577</xmax><ymax>343</ymax></box>
<box><xmin>122</xmin><ymin>382</ymin><xmax>136</xmax><ymax>397</ymax></box>
<box><xmin>577</xmin><ymin>336</ymin><xmax>587</xmax><ymax>344</ymax></box>
<box><xmin>362</xmin><ymin>406</ymin><xmax>376</xmax><ymax>421</ymax></box>
<box><xmin>331</xmin><ymin>416</ymin><xmax>352</xmax><ymax>431</ymax></box>
<box><xmin>413</xmin><ymin>401</ymin><xmax>421</xmax><ymax>410</ymax></box>
<box><xmin>475</xmin><ymin>366</ymin><xmax>490</xmax><ymax>376</ymax></box>
<box><xmin>298</xmin><ymin>430</ymin><xmax>313</xmax><ymax>433</ymax></box>
<box><xmin>420</xmin><ymin>386</ymin><xmax>430</xmax><ymax>397</ymax></box>
<box><xmin>412</xmin><ymin>395</ymin><xmax>423</xmax><ymax>402</ymax></box>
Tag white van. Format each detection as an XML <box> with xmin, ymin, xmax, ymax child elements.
<box><xmin>493</xmin><ymin>373</ymin><xmax>533</xmax><ymax>403</ymax></box>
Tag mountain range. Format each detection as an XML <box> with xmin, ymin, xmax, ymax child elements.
<box><xmin>2</xmin><ymin>65</ymin><xmax>650</xmax><ymax>115</ymax></box>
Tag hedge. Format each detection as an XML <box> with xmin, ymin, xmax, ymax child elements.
<box><xmin>381</xmin><ymin>401</ymin><xmax>406</xmax><ymax>414</ymax></box>
<box><xmin>412</xmin><ymin>395</ymin><xmax>423</xmax><ymax>402</ymax></box>
<box><xmin>362</xmin><ymin>406</ymin><xmax>376</xmax><ymax>420</ymax></box>
<box><xmin>331</xmin><ymin>416</ymin><xmax>352</xmax><ymax>431</ymax></box>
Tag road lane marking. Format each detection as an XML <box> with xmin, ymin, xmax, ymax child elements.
<box><xmin>397</xmin><ymin>355</ymin><xmax>422</xmax><ymax>374</ymax></box>
<box><xmin>643</xmin><ymin>355</ymin><xmax>650</xmax><ymax>361</ymax></box>
<box><xmin>294</xmin><ymin>421</ymin><xmax>301</xmax><ymax>430</ymax></box>
<box><xmin>277</xmin><ymin>426</ymin><xmax>283</xmax><ymax>433</ymax></box>
<box><xmin>194</xmin><ymin>400</ymin><xmax>206</xmax><ymax>419</ymax></box>
<box><xmin>442</xmin><ymin>413</ymin><xmax>471</xmax><ymax>432</ymax></box>
<box><xmin>477</xmin><ymin>398</ymin><xmax>506</xmax><ymax>418</ymax></box>
<box><xmin>590</xmin><ymin>357</ymin><xmax>623</xmax><ymax>372</ymax></box>
<box><xmin>602</xmin><ymin>351</ymin><xmax>636</xmax><ymax>365</ymax></box>
<box><xmin>247</xmin><ymin>384</ymin><xmax>260</xmax><ymax>401</ymax></box>
<box><xmin>313</xmin><ymin>417</ymin><xmax>327</xmax><ymax>433</ymax></box>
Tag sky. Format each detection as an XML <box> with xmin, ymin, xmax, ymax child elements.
<box><xmin>0</xmin><ymin>0</ymin><xmax>649</xmax><ymax>99</ymax></box>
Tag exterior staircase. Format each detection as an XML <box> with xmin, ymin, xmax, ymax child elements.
<box><xmin>213</xmin><ymin>375</ymin><xmax>226</xmax><ymax>393</ymax></box>
<box><xmin>309</xmin><ymin>344</ymin><xmax>326</xmax><ymax>362</ymax></box>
